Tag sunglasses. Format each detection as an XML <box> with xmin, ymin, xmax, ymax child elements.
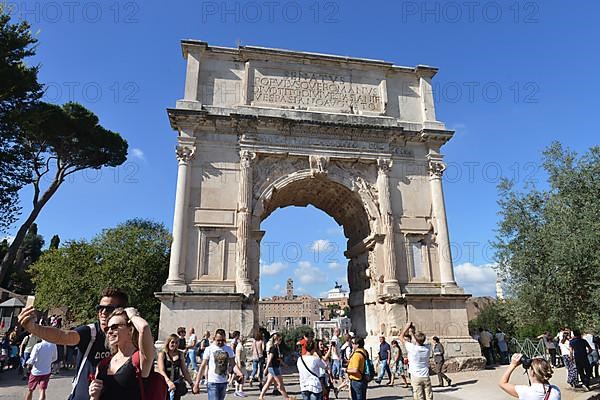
<box><xmin>106</xmin><ymin>323</ymin><xmax>128</xmax><ymax>332</ymax></box>
<box><xmin>95</xmin><ymin>305</ymin><xmax>116</xmax><ymax>314</ymax></box>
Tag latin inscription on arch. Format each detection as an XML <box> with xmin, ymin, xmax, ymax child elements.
<box><xmin>252</xmin><ymin>68</ymin><xmax>384</xmax><ymax>113</ymax></box>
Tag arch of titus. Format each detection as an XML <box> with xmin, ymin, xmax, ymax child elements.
<box><xmin>157</xmin><ymin>40</ymin><xmax>480</xmax><ymax>357</ymax></box>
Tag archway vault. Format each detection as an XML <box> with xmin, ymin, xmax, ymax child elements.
<box><xmin>258</xmin><ymin>175</ymin><xmax>371</xmax><ymax>248</ymax></box>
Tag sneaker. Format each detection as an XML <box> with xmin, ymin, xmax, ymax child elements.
<box><xmin>447</xmin><ymin>379</ymin><xmax>452</xmax><ymax>387</ymax></box>
<box><xmin>238</xmin><ymin>392</ymin><xmax>248</xmax><ymax>397</ymax></box>
<box><xmin>583</xmin><ymin>384</ymin><xmax>590</xmax><ymax>391</ymax></box>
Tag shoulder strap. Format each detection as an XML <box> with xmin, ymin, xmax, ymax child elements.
<box><xmin>132</xmin><ymin>351</ymin><xmax>146</xmax><ymax>400</ymax></box>
<box><xmin>300</xmin><ymin>355</ymin><xmax>320</xmax><ymax>379</ymax></box>
<box><xmin>543</xmin><ymin>385</ymin><xmax>552</xmax><ymax>400</ymax></box>
<box><xmin>71</xmin><ymin>323</ymin><xmax>97</xmax><ymax>396</ymax></box>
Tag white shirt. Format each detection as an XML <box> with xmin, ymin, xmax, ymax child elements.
<box><xmin>202</xmin><ymin>344</ymin><xmax>234</xmax><ymax>383</ymax></box>
<box><xmin>583</xmin><ymin>334</ymin><xmax>597</xmax><ymax>351</ymax></box>
<box><xmin>26</xmin><ymin>341</ymin><xmax>57</xmax><ymax>376</ymax></box>
<box><xmin>558</xmin><ymin>340</ymin><xmax>571</xmax><ymax>356</ymax></box>
<box><xmin>187</xmin><ymin>333</ymin><xmax>197</xmax><ymax>347</ymax></box>
<box><xmin>330</xmin><ymin>335</ymin><xmax>340</xmax><ymax>360</ymax></box>
<box><xmin>297</xmin><ymin>355</ymin><xmax>327</xmax><ymax>393</ymax></box>
<box><xmin>405</xmin><ymin>342</ymin><xmax>430</xmax><ymax>378</ymax></box>
<box><xmin>515</xmin><ymin>383</ymin><xmax>560</xmax><ymax>400</ymax></box>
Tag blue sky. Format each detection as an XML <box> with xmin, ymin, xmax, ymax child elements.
<box><xmin>5</xmin><ymin>0</ymin><xmax>599</xmax><ymax>297</ymax></box>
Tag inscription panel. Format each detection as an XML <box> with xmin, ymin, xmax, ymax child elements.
<box><xmin>251</xmin><ymin>67</ymin><xmax>385</xmax><ymax>114</ymax></box>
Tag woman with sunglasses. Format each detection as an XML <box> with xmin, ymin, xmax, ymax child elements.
<box><xmin>89</xmin><ymin>307</ymin><xmax>154</xmax><ymax>400</ymax></box>
<box><xmin>158</xmin><ymin>334</ymin><xmax>194</xmax><ymax>400</ymax></box>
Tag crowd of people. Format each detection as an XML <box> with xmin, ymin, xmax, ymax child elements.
<box><xmin>1</xmin><ymin>287</ymin><xmax>581</xmax><ymax>400</ymax></box>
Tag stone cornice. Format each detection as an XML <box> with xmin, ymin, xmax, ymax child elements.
<box><xmin>180</xmin><ymin>39</ymin><xmax>438</xmax><ymax>76</ymax></box>
<box><xmin>167</xmin><ymin>107</ymin><xmax>454</xmax><ymax>144</ymax></box>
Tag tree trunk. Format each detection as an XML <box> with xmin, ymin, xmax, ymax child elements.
<box><xmin>0</xmin><ymin>179</ymin><xmax>62</xmax><ymax>285</ymax></box>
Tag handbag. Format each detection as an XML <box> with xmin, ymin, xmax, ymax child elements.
<box><xmin>174</xmin><ymin>378</ymin><xmax>188</xmax><ymax>397</ymax></box>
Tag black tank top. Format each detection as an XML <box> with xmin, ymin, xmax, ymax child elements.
<box><xmin>163</xmin><ymin>351</ymin><xmax>182</xmax><ymax>381</ymax></box>
<box><xmin>98</xmin><ymin>357</ymin><xmax>141</xmax><ymax>400</ymax></box>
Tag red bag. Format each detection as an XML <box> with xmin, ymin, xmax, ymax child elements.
<box><xmin>98</xmin><ymin>351</ymin><xmax>167</xmax><ymax>400</ymax></box>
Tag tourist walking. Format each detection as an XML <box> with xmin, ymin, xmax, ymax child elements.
<box><xmin>157</xmin><ymin>334</ymin><xmax>194</xmax><ymax>400</ymax></box>
<box><xmin>186</xmin><ymin>327</ymin><xmax>198</xmax><ymax>374</ymax></box>
<box><xmin>495</xmin><ymin>328</ymin><xmax>509</xmax><ymax>365</ymax></box>
<box><xmin>478</xmin><ymin>327</ymin><xmax>495</xmax><ymax>366</ymax></box>
<box><xmin>498</xmin><ymin>353</ymin><xmax>560</xmax><ymax>399</ymax></box>
<box><xmin>25</xmin><ymin>339</ymin><xmax>57</xmax><ymax>400</ymax></box>
<box><xmin>432</xmin><ymin>336</ymin><xmax>452</xmax><ymax>387</ymax></box>
<box><xmin>233</xmin><ymin>335</ymin><xmax>248</xmax><ymax>397</ymax></box>
<box><xmin>19</xmin><ymin>333</ymin><xmax>40</xmax><ymax>379</ymax></box>
<box><xmin>400</xmin><ymin>322</ymin><xmax>433</xmax><ymax>400</ymax></box>
<box><xmin>89</xmin><ymin>307</ymin><xmax>156</xmax><ymax>400</ymax></box>
<box><xmin>192</xmin><ymin>328</ymin><xmax>242</xmax><ymax>400</ymax></box>
<box><xmin>390</xmin><ymin>340</ymin><xmax>409</xmax><ymax>387</ymax></box>
<box><xmin>583</xmin><ymin>331</ymin><xmax>599</xmax><ymax>379</ymax></box>
<box><xmin>375</xmin><ymin>335</ymin><xmax>392</xmax><ymax>385</ymax></box>
<box><xmin>537</xmin><ymin>332</ymin><xmax>558</xmax><ymax>367</ymax></box>
<box><xmin>558</xmin><ymin>332</ymin><xmax>577</xmax><ymax>387</ymax></box>
<box><xmin>258</xmin><ymin>333</ymin><xmax>290</xmax><ymax>400</ymax></box>
<box><xmin>18</xmin><ymin>287</ymin><xmax>128</xmax><ymax>400</ymax></box>
<box><xmin>330</xmin><ymin>328</ymin><xmax>342</xmax><ymax>381</ymax></box>
<box><xmin>569</xmin><ymin>329</ymin><xmax>592</xmax><ymax>390</ymax></box>
<box><xmin>297</xmin><ymin>340</ymin><xmax>328</xmax><ymax>400</ymax></box>
<box><xmin>250</xmin><ymin>331</ymin><xmax>266</xmax><ymax>387</ymax></box>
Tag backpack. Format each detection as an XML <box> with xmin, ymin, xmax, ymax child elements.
<box><xmin>356</xmin><ymin>349</ymin><xmax>375</xmax><ymax>382</ymax></box>
<box><xmin>98</xmin><ymin>350</ymin><xmax>167</xmax><ymax>400</ymax></box>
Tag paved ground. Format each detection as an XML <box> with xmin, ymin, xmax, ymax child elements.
<box><xmin>0</xmin><ymin>365</ymin><xmax>597</xmax><ymax>400</ymax></box>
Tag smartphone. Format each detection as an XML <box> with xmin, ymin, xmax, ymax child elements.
<box><xmin>25</xmin><ymin>296</ymin><xmax>35</xmax><ymax>308</ymax></box>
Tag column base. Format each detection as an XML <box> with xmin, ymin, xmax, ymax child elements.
<box><xmin>155</xmin><ymin>292</ymin><xmax>256</xmax><ymax>342</ymax></box>
<box><xmin>161</xmin><ymin>280</ymin><xmax>187</xmax><ymax>292</ymax></box>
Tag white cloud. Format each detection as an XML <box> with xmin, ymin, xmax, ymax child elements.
<box><xmin>130</xmin><ymin>148</ymin><xmax>145</xmax><ymax>161</ymax></box>
<box><xmin>272</xmin><ymin>284</ymin><xmax>285</xmax><ymax>295</ymax></box>
<box><xmin>310</xmin><ymin>239</ymin><xmax>331</xmax><ymax>253</ymax></box>
<box><xmin>297</xmin><ymin>287</ymin><xmax>306</xmax><ymax>294</ymax></box>
<box><xmin>454</xmin><ymin>262</ymin><xmax>498</xmax><ymax>297</ymax></box>
<box><xmin>328</xmin><ymin>262</ymin><xmax>344</xmax><ymax>270</ymax></box>
<box><xmin>294</xmin><ymin>261</ymin><xmax>327</xmax><ymax>285</ymax></box>
<box><xmin>261</xmin><ymin>261</ymin><xmax>287</xmax><ymax>276</ymax></box>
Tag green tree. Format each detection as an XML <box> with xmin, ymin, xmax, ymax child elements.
<box><xmin>279</xmin><ymin>325</ymin><xmax>314</xmax><ymax>355</ymax></box>
<box><xmin>92</xmin><ymin>219</ymin><xmax>171</xmax><ymax>334</ymax></box>
<box><xmin>0</xmin><ymin>102</ymin><xmax>128</xmax><ymax>284</ymax></box>
<box><xmin>30</xmin><ymin>219</ymin><xmax>170</xmax><ymax>334</ymax></box>
<box><xmin>0</xmin><ymin>6</ymin><xmax>42</xmax><ymax>232</ymax></box>
<box><xmin>494</xmin><ymin>142</ymin><xmax>600</xmax><ymax>332</ymax></box>
<box><xmin>49</xmin><ymin>235</ymin><xmax>60</xmax><ymax>249</ymax></box>
<box><xmin>31</xmin><ymin>240</ymin><xmax>102</xmax><ymax>323</ymax></box>
<box><xmin>2</xmin><ymin>222</ymin><xmax>44</xmax><ymax>293</ymax></box>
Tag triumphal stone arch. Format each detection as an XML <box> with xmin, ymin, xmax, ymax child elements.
<box><xmin>157</xmin><ymin>40</ymin><xmax>480</xmax><ymax>357</ymax></box>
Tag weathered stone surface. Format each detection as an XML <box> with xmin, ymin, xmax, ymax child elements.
<box><xmin>158</xmin><ymin>40</ymin><xmax>478</xmax><ymax>357</ymax></box>
<box><xmin>440</xmin><ymin>357</ymin><xmax>488</xmax><ymax>373</ymax></box>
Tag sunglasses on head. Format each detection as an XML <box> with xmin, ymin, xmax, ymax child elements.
<box><xmin>95</xmin><ymin>305</ymin><xmax>116</xmax><ymax>313</ymax></box>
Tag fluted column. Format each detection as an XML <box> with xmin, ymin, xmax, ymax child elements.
<box><xmin>428</xmin><ymin>160</ymin><xmax>456</xmax><ymax>285</ymax></box>
<box><xmin>236</xmin><ymin>150</ymin><xmax>255</xmax><ymax>295</ymax></box>
<box><xmin>377</xmin><ymin>158</ymin><xmax>401</xmax><ymax>295</ymax></box>
<box><xmin>165</xmin><ymin>142</ymin><xmax>196</xmax><ymax>288</ymax></box>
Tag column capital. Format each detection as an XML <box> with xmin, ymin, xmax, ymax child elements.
<box><xmin>240</xmin><ymin>149</ymin><xmax>257</xmax><ymax>168</ymax></box>
<box><xmin>176</xmin><ymin>144</ymin><xmax>196</xmax><ymax>163</ymax></box>
<box><xmin>377</xmin><ymin>158</ymin><xmax>392</xmax><ymax>174</ymax></box>
<box><xmin>428</xmin><ymin>161</ymin><xmax>446</xmax><ymax>177</ymax></box>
